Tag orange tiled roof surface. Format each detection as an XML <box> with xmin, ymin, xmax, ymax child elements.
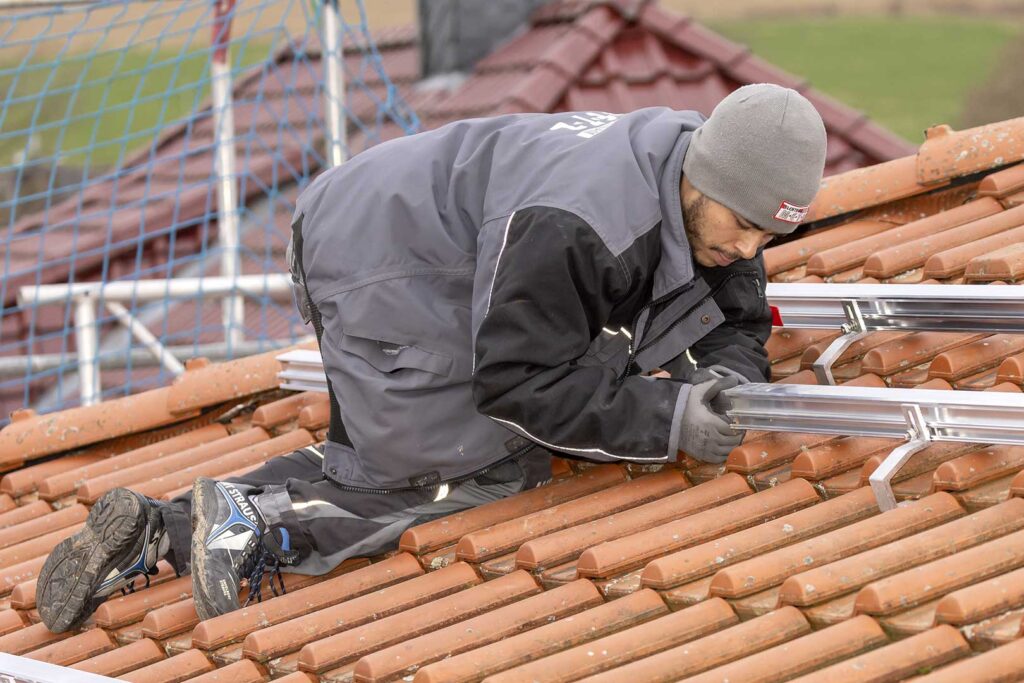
<box><xmin>1</xmin><ymin>119</ymin><xmax>1024</xmax><ymax>681</ymax></box>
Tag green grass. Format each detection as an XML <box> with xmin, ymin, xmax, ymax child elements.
<box><xmin>3</xmin><ymin>16</ymin><xmax>1021</xmax><ymax>166</ymax></box>
<box><xmin>0</xmin><ymin>39</ymin><xmax>273</xmax><ymax>166</ymax></box>
<box><xmin>710</xmin><ymin>16</ymin><xmax>1022</xmax><ymax>143</ymax></box>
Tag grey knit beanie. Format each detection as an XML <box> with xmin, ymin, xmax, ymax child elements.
<box><xmin>682</xmin><ymin>83</ymin><xmax>827</xmax><ymax>235</ymax></box>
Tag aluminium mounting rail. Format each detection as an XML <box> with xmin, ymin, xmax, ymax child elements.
<box><xmin>725</xmin><ymin>382</ymin><xmax>1024</xmax><ymax>511</ymax></box>
<box><xmin>766</xmin><ymin>283</ymin><xmax>1024</xmax><ymax>385</ymax></box>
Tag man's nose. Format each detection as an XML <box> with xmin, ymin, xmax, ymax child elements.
<box><xmin>736</xmin><ymin>233</ymin><xmax>761</xmax><ymax>260</ymax></box>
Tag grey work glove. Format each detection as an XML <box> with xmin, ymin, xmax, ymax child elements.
<box><xmin>678</xmin><ymin>374</ymin><xmax>744</xmax><ymax>464</ymax></box>
<box><xmin>687</xmin><ymin>365</ymin><xmax>750</xmax><ymax>416</ymax></box>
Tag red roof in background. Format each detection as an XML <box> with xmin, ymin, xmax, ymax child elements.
<box><xmin>356</xmin><ymin>0</ymin><xmax>914</xmax><ymax>173</ymax></box>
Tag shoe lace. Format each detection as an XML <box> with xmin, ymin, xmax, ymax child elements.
<box><xmin>119</xmin><ymin>565</ymin><xmax>159</xmax><ymax>597</ymax></box>
<box><xmin>241</xmin><ymin>547</ymin><xmax>287</xmax><ymax>607</ymax></box>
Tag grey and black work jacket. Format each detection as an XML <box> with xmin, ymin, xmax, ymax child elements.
<box><xmin>293</xmin><ymin>107</ymin><xmax>772</xmax><ymax>491</ymax></box>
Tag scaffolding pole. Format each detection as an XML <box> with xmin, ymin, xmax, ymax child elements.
<box><xmin>211</xmin><ymin>0</ymin><xmax>244</xmax><ymax>348</ymax></box>
<box><xmin>73</xmin><ymin>294</ymin><xmax>101</xmax><ymax>406</ymax></box>
<box><xmin>321</xmin><ymin>0</ymin><xmax>347</xmax><ymax>167</ymax></box>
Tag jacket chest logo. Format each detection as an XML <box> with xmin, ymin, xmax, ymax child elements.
<box><xmin>549</xmin><ymin>112</ymin><xmax>620</xmax><ymax>139</ymax></box>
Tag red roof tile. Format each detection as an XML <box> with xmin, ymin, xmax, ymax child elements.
<box><xmin>856</xmin><ymin>528</ymin><xmax>1024</xmax><ymax>617</ymax></box>
<box><xmin>935</xmin><ymin>566</ymin><xmax>1024</xmax><ymax>626</ymax></box>
<box><xmin>417</xmin><ymin>588</ymin><xmax>666</xmax><ymax>683</ymax></box>
<box><xmin>76</xmin><ymin>427</ymin><xmax>269</xmax><ymax>505</ymax></box>
<box><xmin>571</xmin><ymin>605</ymin><xmax>811</xmax><ymax>682</ymax></box>
<box><xmin>0</xmin><ymin>621</ymin><xmax>73</xmax><ymax>655</ymax></box>
<box><xmin>191</xmin><ymin>553</ymin><xmax>419</xmax><ymax>651</ymax></box>
<box><xmin>577</xmin><ymin>477</ymin><xmax>815</xmax><ymax>579</ymax></box>
<box><xmin>298</xmin><ymin>569</ymin><xmax>541</xmax><ymax>673</ymax></box>
<box><xmin>0</xmin><ymin>500</ymin><xmax>54</xmax><ymax>530</ymax></box>
<box><xmin>36</xmin><ymin>423</ymin><xmax>229</xmax><ymax>502</ymax></box>
<box><xmin>456</xmin><ymin>469</ymin><xmax>689</xmax><ymax>563</ymax></box>
<box><xmin>779</xmin><ymin>498</ymin><xmax>1024</xmax><ymax>607</ymax></box>
<box><xmin>22</xmin><ymin>627</ymin><xmax>116</xmax><ymax>667</ymax></box>
<box><xmin>518</xmin><ymin>471</ymin><xmax>750</xmax><ymax>572</ymax></box>
<box><xmin>709</xmin><ymin>493</ymin><xmax>963</xmax><ymax>600</ymax></box>
<box><xmin>682</xmin><ymin>615</ymin><xmax>890</xmax><ymax>683</ymax></box>
<box><xmin>400</xmin><ymin>464</ymin><xmax>626</xmax><ymax>555</ymax></box>
<box><xmin>0</xmin><ymin>608</ymin><xmax>26</xmax><ymax>637</ymax></box>
<box><xmin>915</xmin><ymin>637</ymin><xmax>1024</xmax><ymax>683</ymax></box>
<box><xmin>0</xmin><ymin>387</ymin><xmax>193</xmax><ymax>473</ymax></box>
<box><xmin>489</xmin><ymin>596</ymin><xmax>743</xmax><ymax>682</ymax></box>
<box><xmin>120</xmin><ymin>648</ymin><xmax>216</xmax><ymax>683</ymax></box>
<box><xmin>357</xmin><ymin>579</ymin><xmax>603</xmax><ymax>681</ymax></box>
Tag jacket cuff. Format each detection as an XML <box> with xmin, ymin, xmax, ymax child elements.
<box><xmin>666</xmin><ymin>382</ymin><xmax>691</xmax><ymax>462</ymax></box>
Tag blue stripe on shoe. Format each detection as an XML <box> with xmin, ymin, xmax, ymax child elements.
<box><xmin>204</xmin><ymin>484</ymin><xmax>260</xmax><ymax>548</ymax></box>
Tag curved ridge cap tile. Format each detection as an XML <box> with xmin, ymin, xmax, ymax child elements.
<box><xmin>910</xmin><ymin>637</ymin><xmax>1024</xmax><ymax>683</ymax></box>
<box><xmin>353</xmin><ymin>579</ymin><xmax>603</xmax><ymax>682</ymax></box>
<box><xmin>997</xmin><ymin>352</ymin><xmax>1024</xmax><ymax>384</ymax></box>
<box><xmin>414</xmin><ymin>589</ymin><xmax>668</xmax><ymax>683</ymax></box>
<box><xmin>934</xmin><ymin>565</ymin><xmax>1024</xmax><ymax>626</ymax></box>
<box><xmin>966</xmin><ymin>242</ymin><xmax>1024</xmax><ymax>283</ymax></box>
<box><xmin>787</xmin><ymin>624</ymin><xmax>968</xmax><ymax>683</ymax></box>
<box><xmin>806</xmin><ymin>116</ymin><xmax>1024</xmax><ymax>224</ymax></box>
<box><xmin>166</xmin><ymin>341</ymin><xmax>316</xmax><ymax>414</ymax></box>
<box><xmin>806</xmin><ymin>198</ymin><xmax>1002</xmax><ymax>277</ymax></box>
<box><xmin>853</xmin><ymin>526</ymin><xmax>1024</xmax><ymax>616</ymax></box>
<box><xmin>120</xmin><ymin>648</ymin><xmax>214</xmax><ymax>682</ymax></box>
<box><xmin>917</xmin><ymin>117</ymin><xmax>1024</xmax><ymax>186</ymax></box>
<box><xmin>978</xmin><ymin>160</ymin><xmax>1024</xmax><ymax>197</ymax></box>
<box><xmin>0</xmin><ymin>386</ymin><xmax>188</xmax><ymax>470</ymax></box>
<box><xmin>24</xmin><ymin>628</ymin><xmax>115</xmax><ymax>667</ymax></box>
<box><xmin>806</xmin><ymin>155</ymin><xmax>925</xmax><ymax>224</ymax></box>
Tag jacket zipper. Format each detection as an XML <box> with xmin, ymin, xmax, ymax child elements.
<box><xmin>622</xmin><ymin>270</ymin><xmax>761</xmax><ymax>378</ymax></box>
<box><xmin>616</xmin><ymin>281</ymin><xmax>695</xmax><ymax>384</ymax></box>
<box><xmin>322</xmin><ymin>442</ymin><xmax>537</xmax><ymax>495</ymax></box>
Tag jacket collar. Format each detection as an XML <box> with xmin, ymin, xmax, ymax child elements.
<box><xmin>652</xmin><ymin>128</ymin><xmax>696</xmax><ymax>300</ymax></box>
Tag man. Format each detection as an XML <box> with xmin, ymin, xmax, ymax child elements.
<box><xmin>37</xmin><ymin>84</ymin><xmax>826</xmax><ymax>632</ymax></box>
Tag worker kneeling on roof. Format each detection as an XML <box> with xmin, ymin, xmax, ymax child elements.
<box><xmin>38</xmin><ymin>83</ymin><xmax>827</xmax><ymax>631</ymax></box>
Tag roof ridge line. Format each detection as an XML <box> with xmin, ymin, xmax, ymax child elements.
<box><xmin>809</xmin><ymin>117</ymin><xmax>1024</xmax><ymax>224</ymax></box>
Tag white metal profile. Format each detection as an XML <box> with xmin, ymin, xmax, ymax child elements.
<box><xmin>725</xmin><ymin>383</ymin><xmax>1024</xmax><ymax>511</ymax></box>
<box><xmin>767</xmin><ymin>283</ymin><xmax>1024</xmax><ymax>384</ymax></box>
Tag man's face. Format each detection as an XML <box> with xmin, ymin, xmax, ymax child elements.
<box><xmin>681</xmin><ymin>177</ymin><xmax>776</xmax><ymax>268</ymax></box>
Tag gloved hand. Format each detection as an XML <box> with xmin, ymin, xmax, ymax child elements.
<box><xmin>686</xmin><ymin>365</ymin><xmax>749</xmax><ymax>416</ymax></box>
<box><xmin>677</xmin><ymin>374</ymin><xmax>743</xmax><ymax>464</ymax></box>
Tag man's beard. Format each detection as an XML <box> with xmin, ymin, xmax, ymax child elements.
<box><xmin>682</xmin><ymin>194</ymin><xmax>709</xmax><ymax>256</ymax></box>
<box><xmin>682</xmin><ymin>194</ymin><xmax>744</xmax><ymax>266</ymax></box>
<box><xmin>684</xmin><ymin>196</ymin><xmax>716</xmax><ymax>266</ymax></box>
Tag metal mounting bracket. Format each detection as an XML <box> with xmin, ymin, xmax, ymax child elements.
<box><xmin>869</xmin><ymin>404</ymin><xmax>932</xmax><ymax>512</ymax></box>
<box><xmin>811</xmin><ymin>300</ymin><xmax>869</xmax><ymax>386</ymax></box>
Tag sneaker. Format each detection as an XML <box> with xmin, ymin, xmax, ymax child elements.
<box><xmin>37</xmin><ymin>488</ymin><xmax>168</xmax><ymax>633</ymax></box>
<box><xmin>190</xmin><ymin>478</ymin><xmax>287</xmax><ymax>621</ymax></box>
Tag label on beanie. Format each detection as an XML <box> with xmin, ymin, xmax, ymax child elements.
<box><xmin>774</xmin><ymin>201</ymin><xmax>809</xmax><ymax>223</ymax></box>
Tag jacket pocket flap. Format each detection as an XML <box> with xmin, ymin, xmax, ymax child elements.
<box><xmin>634</xmin><ymin>298</ymin><xmax>724</xmax><ymax>372</ymax></box>
<box><xmin>339</xmin><ymin>333</ymin><xmax>453</xmax><ymax>376</ymax></box>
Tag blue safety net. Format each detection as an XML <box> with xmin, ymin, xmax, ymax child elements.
<box><xmin>0</xmin><ymin>0</ymin><xmax>419</xmax><ymax>422</ymax></box>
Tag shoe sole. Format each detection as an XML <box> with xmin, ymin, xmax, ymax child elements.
<box><xmin>37</xmin><ymin>488</ymin><xmax>146</xmax><ymax>633</ymax></box>
<box><xmin>191</xmin><ymin>477</ymin><xmax>233</xmax><ymax>621</ymax></box>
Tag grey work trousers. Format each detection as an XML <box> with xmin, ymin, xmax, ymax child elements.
<box><xmin>158</xmin><ymin>444</ymin><xmax>552</xmax><ymax>576</ymax></box>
